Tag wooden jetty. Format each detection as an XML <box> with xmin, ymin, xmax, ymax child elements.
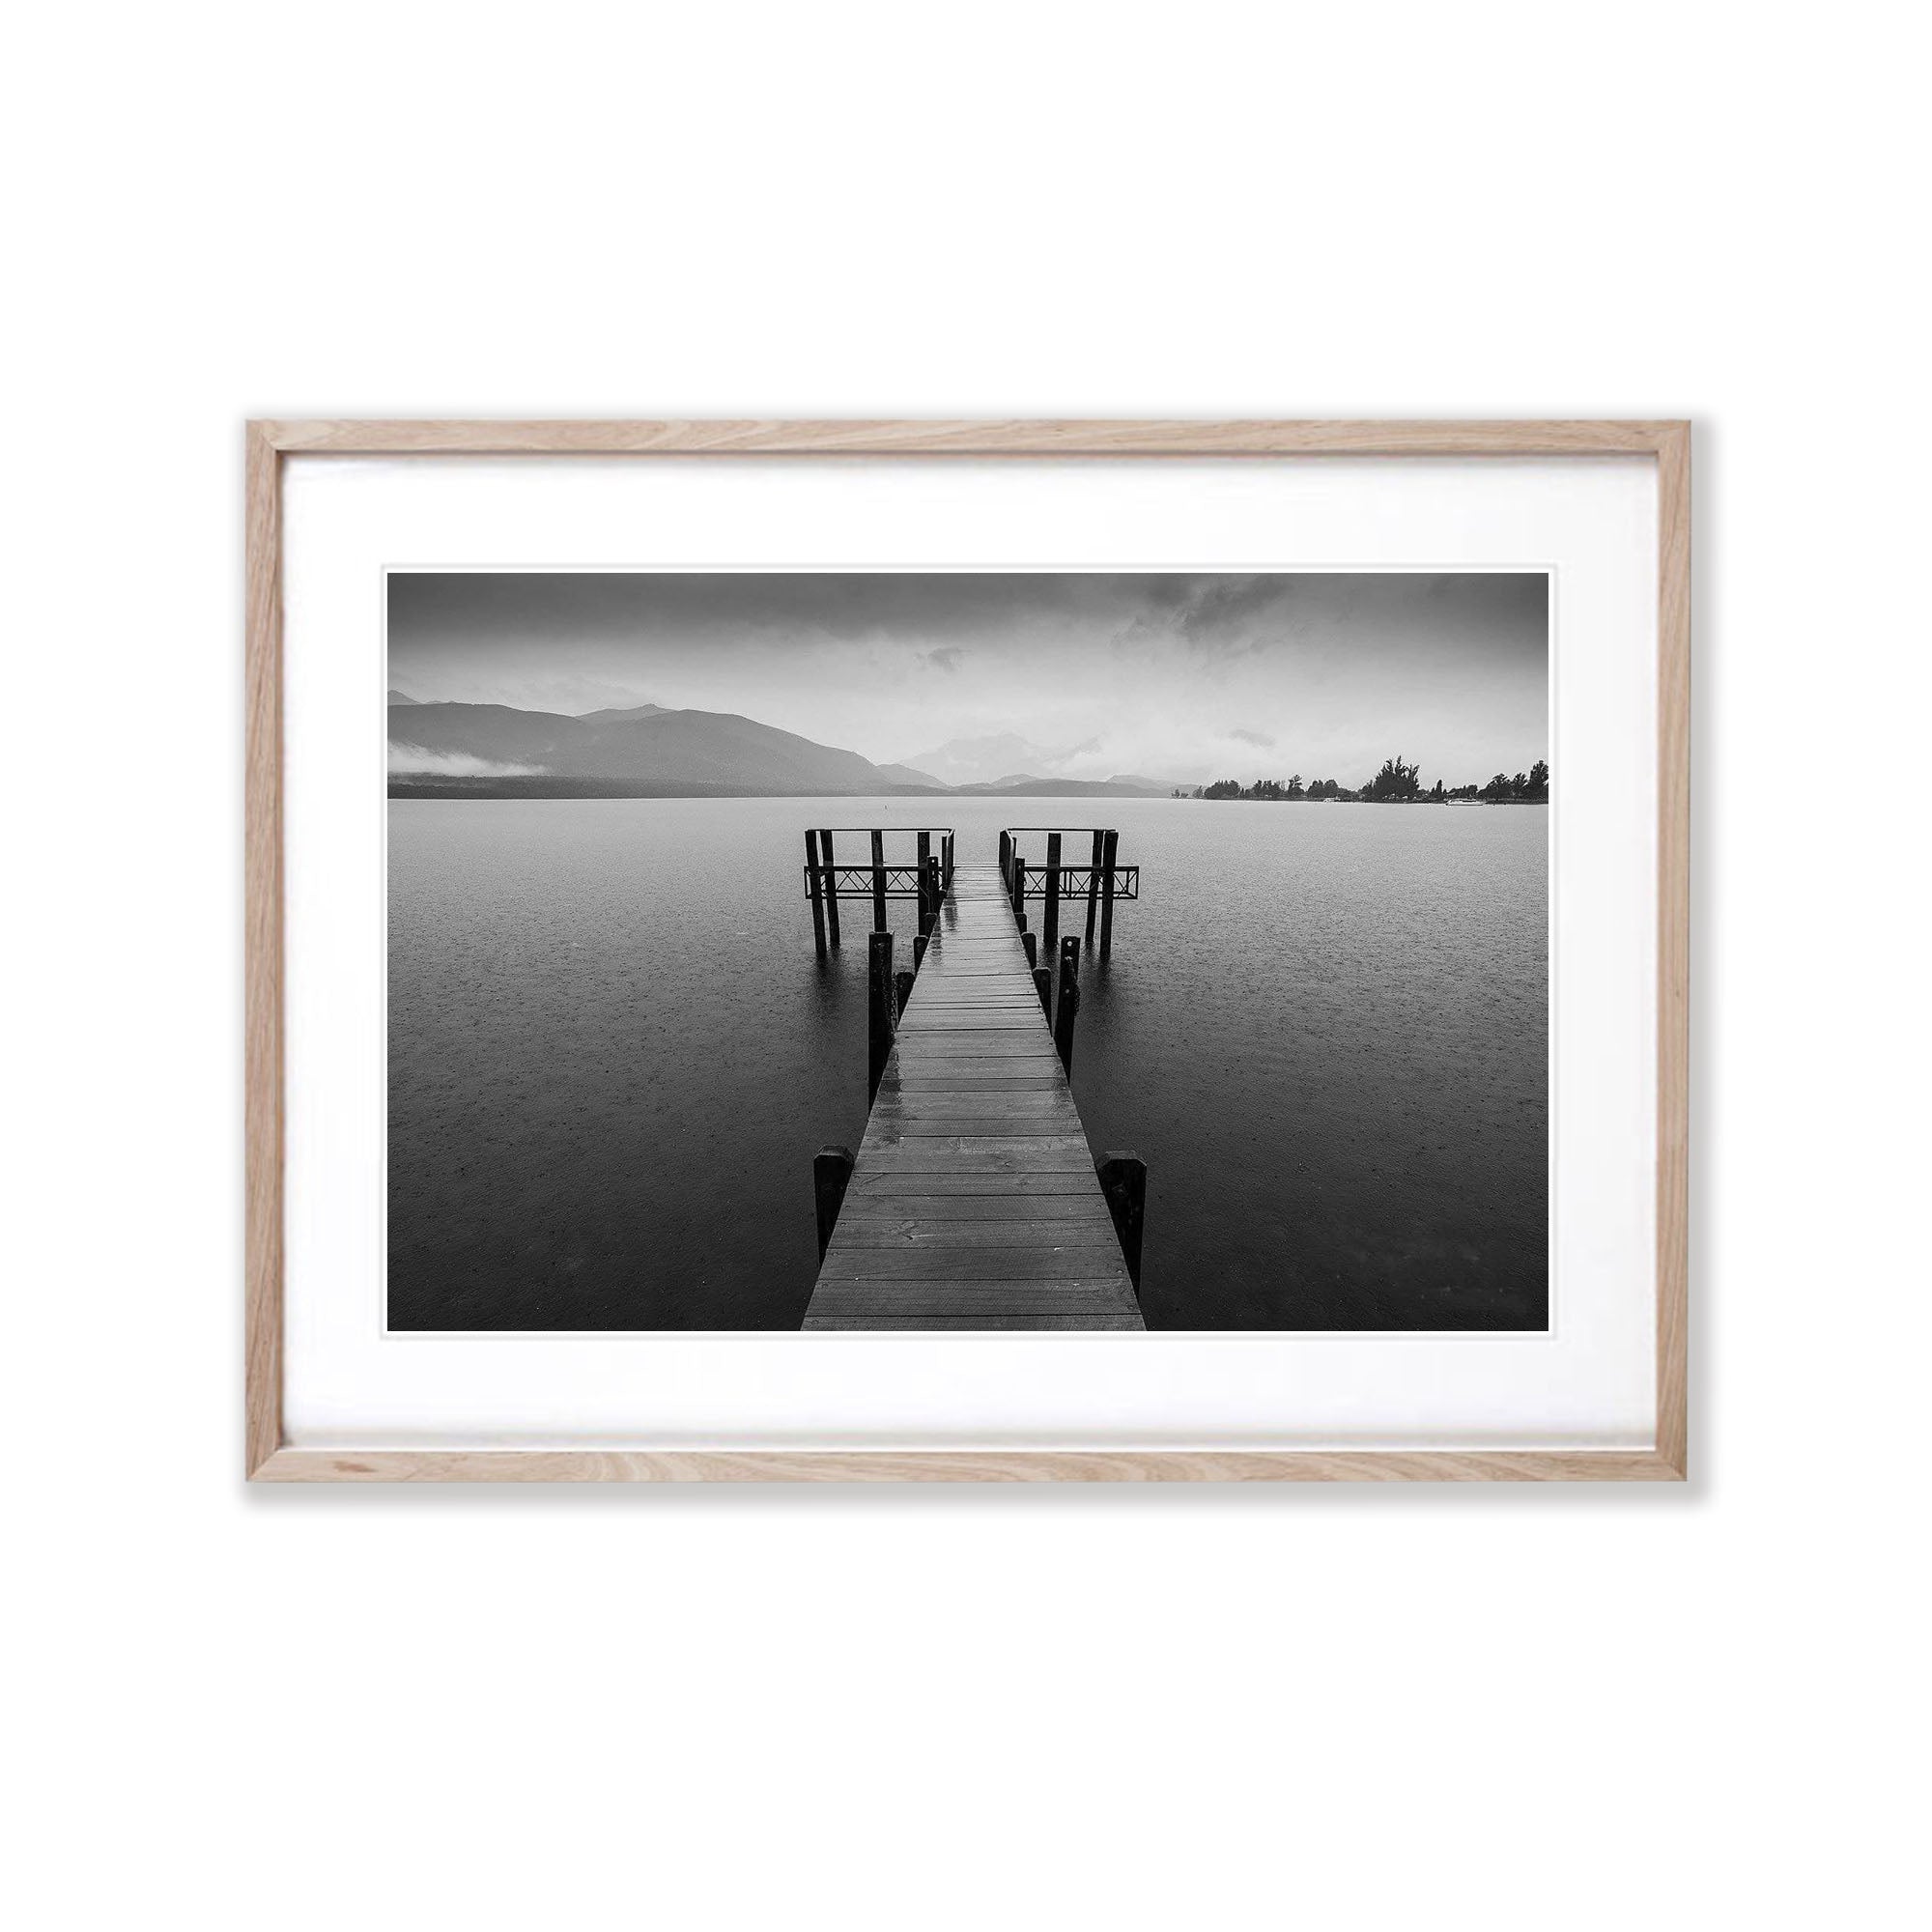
<box><xmin>803</xmin><ymin>834</ymin><xmax>1145</xmax><ymax>1330</ymax></box>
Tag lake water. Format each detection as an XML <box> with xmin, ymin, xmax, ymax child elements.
<box><xmin>389</xmin><ymin>797</ymin><xmax>1547</xmax><ymax>1329</ymax></box>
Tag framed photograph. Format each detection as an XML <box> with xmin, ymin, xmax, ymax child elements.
<box><xmin>246</xmin><ymin>419</ymin><xmax>1689</xmax><ymax>1481</ymax></box>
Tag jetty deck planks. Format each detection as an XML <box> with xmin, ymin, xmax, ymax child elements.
<box><xmin>804</xmin><ymin>865</ymin><xmax>1144</xmax><ymax>1330</ymax></box>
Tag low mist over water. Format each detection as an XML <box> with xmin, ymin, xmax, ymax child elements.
<box><xmin>389</xmin><ymin>796</ymin><xmax>1547</xmax><ymax>1329</ymax></box>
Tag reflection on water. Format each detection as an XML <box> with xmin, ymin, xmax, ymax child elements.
<box><xmin>389</xmin><ymin>796</ymin><xmax>1547</xmax><ymax>1330</ymax></box>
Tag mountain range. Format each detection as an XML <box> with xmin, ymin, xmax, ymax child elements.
<box><xmin>902</xmin><ymin>731</ymin><xmax>1200</xmax><ymax>792</ymax></box>
<box><xmin>386</xmin><ymin>700</ymin><xmax>1184</xmax><ymax>798</ymax></box>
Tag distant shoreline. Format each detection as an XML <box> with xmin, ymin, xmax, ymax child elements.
<box><xmin>388</xmin><ymin>779</ymin><xmax>1550</xmax><ymax>804</ymax></box>
<box><xmin>388</xmin><ymin>777</ymin><xmax>1179</xmax><ymax>801</ymax></box>
<box><xmin>1187</xmin><ymin>794</ymin><xmax>1549</xmax><ymax>806</ymax></box>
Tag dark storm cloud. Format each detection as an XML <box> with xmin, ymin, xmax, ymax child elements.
<box><xmin>388</xmin><ymin>571</ymin><xmax>1548</xmax><ymax>784</ymax></box>
<box><xmin>387</xmin><ymin>570</ymin><xmax>1131</xmax><ymax>652</ymax></box>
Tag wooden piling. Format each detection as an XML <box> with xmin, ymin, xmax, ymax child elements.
<box><xmin>925</xmin><ymin>855</ymin><xmax>942</xmax><ymax>931</ymax></box>
<box><xmin>917</xmin><ymin>831</ymin><xmax>932</xmax><ymax>932</ymax></box>
<box><xmin>1085</xmin><ymin>829</ymin><xmax>1102</xmax><ymax>946</ymax></box>
<box><xmin>895</xmin><ymin>967</ymin><xmax>915</xmax><ymax>1017</ymax></box>
<box><xmin>1021</xmin><ymin>930</ymin><xmax>1037</xmax><ymax>971</ymax></box>
<box><xmin>1012</xmin><ymin>856</ymin><xmax>1027</xmax><ymax>929</ymax></box>
<box><xmin>820</xmin><ymin>829</ymin><xmax>840</xmax><ymax>946</ymax></box>
<box><xmin>1054</xmin><ymin>938</ymin><xmax>1080</xmax><ymax>1073</ymax></box>
<box><xmin>806</xmin><ymin>829</ymin><xmax>827</xmax><ymax>958</ymax></box>
<box><xmin>1099</xmin><ymin>828</ymin><xmax>1120</xmax><ymax>960</ymax></box>
<box><xmin>913</xmin><ymin>931</ymin><xmax>928</xmax><ymax>970</ymax></box>
<box><xmin>1095</xmin><ymin>1151</ymin><xmax>1147</xmax><ymax>1290</ymax></box>
<box><xmin>1034</xmin><ymin>964</ymin><xmax>1053</xmax><ymax>1015</ymax></box>
<box><xmin>943</xmin><ymin>833</ymin><xmax>954</xmax><ymax>893</ymax></box>
<box><xmin>813</xmin><ymin>1145</ymin><xmax>855</xmax><ymax>1260</ymax></box>
<box><xmin>867</xmin><ymin>930</ymin><xmax>895</xmax><ymax>1101</ymax></box>
<box><xmin>1044</xmin><ymin>832</ymin><xmax>1062</xmax><ymax>960</ymax></box>
<box><xmin>1054</xmin><ymin>978</ymin><xmax>1080</xmax><ymax>1073</ymax></box>
<box><xmin>870</xmin><ymin>829</ymin><xmax>888</xmax><ymax>932</ymax></box>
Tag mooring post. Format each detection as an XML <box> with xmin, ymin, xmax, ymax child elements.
<box><xmin>1085</xmin><ymin>829</ymin><xmax>1102</xmax><ymax>946</ymax></box>
<box><xmin>1021</xmin><ymin>930</ymin><xmax>1037</xmax><ymax>971</ymax></box>
<box><xmin>869</xmin><ymin>829</ymin><xmax>888</xmax><ymax>932</ymax></box>
<box><xmin>1099</xmin><ymin>827</ymin><xmax>1120</xmax><ymax>960</ymax></box>
<box><xmin>926</xmin><ymin>854</ymin><xmax>942</xmax><ymax>920</ymax></box>
<box><xmin>1095</xmin><ymin>1151</ymin><xmax>1147</xmax><ymax>1290</ymax></box>
<box><xmin>913</xmin><ymin>931</ymin><xmax>928</xmax><ymax>970</ymax></box>
<box><xmin>943</xmin><ymin>832</ymin><xmax>954</xmax><ymax>894</ymax></box>
<box><xmin>1054</xmin><ymin>976</ymin><xmax>1079</xmax><ymax>1073</ymax></box>
<box><xmin>999</xmin><ymin>830</ymin><xmax>1010</xmax><ymax>884</ymax></box>
<box><xmin>1054</xmin><ymin>937</ymin><xmax>1080</xmax><ymax>1072</ymax></box>
<box><xmin>1034</xmin><ymin>964</ymin><xmax>1053</xmax><ymax>1016</ymax></box>
<box><xmin>813</xmin><ymin>1145</ymin><xmax>855</xmax><ymax>1260</ymax></box>
<box><xmin>895</xmin><ymin>967</ymin><xmax>914</xmax><ymax>1017</ymax></box>
<box><xmin>819</xmin><ymin>829</ymin><xmax>840</xmax><ymax>947</ymax></box>
<box><xmin>806</xmin><ymin>829</ymin><xmax>828</xmax><ymax>958</ymax></box>
<box><xmin>917</xmin><ymin>831</ymin><xmax>932</xmax><ymax>932</ymax></box>
<box><xmin>1013</xmin><ymin>856</ymin><xmax>1027</xmax><ymax>930</ymax></box>
<box><xmin>867</xmin><ymin>930</ymin><xmax>895</xmax><ymax>1101</ymax></box>
<box><xmin>1044</xmin><ymin>832</ymin><xmax>1062</xmax><ymax>961</ymax></box>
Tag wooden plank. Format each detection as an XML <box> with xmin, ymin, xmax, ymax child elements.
<box><xmin>897</xmin><ymin>1013</ymin><xmax>1049</xmax><ymax>1031</ymax></box>
<box><xmin>903</xmin><ymin>981</ymin><xmax>1036</xmax><ymax>996</ymax></box>
<box><xmin>809</xmin><ymin>1278</ymin><xmax>1137</xmax><ymax>1306</ymax></box>
<box><xmin>901</xmin><ymin>1008</ymin><xmax>1041</xmax><ymax>1021</ymax></box>
<box><xmin>816</xmin><ymin>1247</ymin><xmax>1128</xmax><ymax>1282</ymax></box>
<box><xmin>895</xmin><ymin>1059</ymin><xmax>1063</xmax><ymax>1072</ymax></box>
<box><xmin>850</xmin><ymin>1170</ymin><xmax>1104</xmax><ymax>1194</ymax></box>
<box><xmin>905</xmin><ymin>990</ymin><xmax>1040</xmax><ymax>1004</ymax></box>
<box><xmin>875</xmin><ymin>1092</ymin><xmax>1079</xmax><ymax>1115</ymax></box>
<box><xmin>895</xmin><ymin>1045</ymin><xmax>1059</xmax><ymax>1064</ymax></box>
<box><xmin>895</xmin><ymin>1047</ymin><xmax>1059</xmax><ymax>1063</ymax></box>
<box><xmin>876</xmin><ymin>1108</ymin><xmax>1084</xmax><ymax>1130</ymax></box>
<box><xmin>841</xmin><ymin>1193</ymin><xmax>1114</xmax><ymax>1219</ymax></box>
<box><xmin>857</xmin><ymin>1146</ymin><xmax>1098</xmax><ymax>1174</ymax></box>
<box><xmin>806</xmin><ymin>1290</ymin><xmax>1141</xmax><ymax>1319</ymax></box>
<box><xmin>895</xmin><ymin>1056</ymin><xmax>1062</xmax><ymax>1071</ymax></box>
<box><xmin>833</xmin><ymin>1232</ymin><xmax>1120</xmax><ymax>1258</ymax></box>
<box><xmin>894</xmin><ymin>1076</ymin><xmax>1067</xmax><ymax>1093</ymax></box>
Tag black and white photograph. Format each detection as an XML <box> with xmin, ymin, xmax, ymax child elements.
<box><xmin>387</xmin><ymin>570</ymin><xmax>1550</xmax><ymax>1332</ymax></box>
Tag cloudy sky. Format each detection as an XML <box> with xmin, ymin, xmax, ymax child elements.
<box><xmin>388</xmin><ymin>572</ymin><xmax>1548</xmax><ymax>786</ymax></box>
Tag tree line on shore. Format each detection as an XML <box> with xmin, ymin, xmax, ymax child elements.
<box><xmin>1185</xmin><ymin>756</ymin><xmax>1549</xmax><ymax>804</ymax></box>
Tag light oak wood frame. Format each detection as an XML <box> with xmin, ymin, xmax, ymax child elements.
<box><xmin>245</xmin><ymin>419</ymin><xmax>1690</xmax><ymax>1483</ymax></box>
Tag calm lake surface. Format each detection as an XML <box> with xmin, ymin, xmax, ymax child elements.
<box><xmin>389</xmin><ymin>798</ymin><xmax>1547</xmax><ymax>1329</ymax></box>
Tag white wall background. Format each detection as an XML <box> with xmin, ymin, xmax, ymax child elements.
<box><xmin>7</xmin><ymin>4</ymin><xmax>1926</xmax><ymax>1928</ymax></box>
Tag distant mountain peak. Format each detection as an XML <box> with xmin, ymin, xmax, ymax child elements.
<box><xmin>576</xmin><ymin>701</ymin><xmax>668</xmax><ymax>722</ymax></box>
<box><xmin>898</xmin><ymin>732</ymin><xmax>1064</xmax><ymax>788</ymax></box>
<box><xmin>387</xmin><ymin>688</ymin><xmax>421</xmax><ymax>705</ymax></box>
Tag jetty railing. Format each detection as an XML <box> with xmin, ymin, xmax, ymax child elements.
<box><xmin>997</xmin><ymin>826</ymin><xmax>1139</xmax><ymax>962</ymax></box>
<box><xmin>802</xmin><ymin>826</ymin><xmax>954</xmax><ymax>958</ymax></box>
